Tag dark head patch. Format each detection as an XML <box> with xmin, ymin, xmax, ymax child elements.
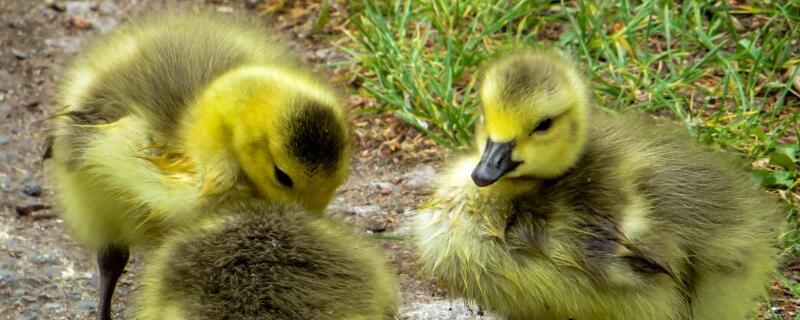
<box><xmin>496</xmin><ymin>56</ymin><xmax>560</xmax><ymax>107</ymax></box>
<box><xmin>285</xmin><ymin>100</ymin><xmax>346</xmax><ymax>175</ymax></box>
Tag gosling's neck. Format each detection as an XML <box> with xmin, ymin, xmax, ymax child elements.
<box><xmin>477</xmin><ymin>178</ymin><xmax>540</xmax><ymax>200</ymax></box>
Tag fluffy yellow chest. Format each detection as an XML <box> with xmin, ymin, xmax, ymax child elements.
<box><xmin>414</xmin><ymin>187</ymin><xmax>541</xmax><ymax>316</ymax></box>
<box><xmin>413</xmin><ymin>184</ymin><xmax>682</xmax><ymax>320</ymax></box>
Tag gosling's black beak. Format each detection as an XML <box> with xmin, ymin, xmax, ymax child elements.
<box><xmin>471</xmin><ymin>140</ymin><xmax>521</xmax><ymax>187</ymax></box>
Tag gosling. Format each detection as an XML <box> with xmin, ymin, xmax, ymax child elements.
<box><xmin>47</xmin><ymin>13</ymin><xmax>351</xmax><ymax>319</ymax></box>
<box><xmin>414</xmin><ymin>49</ymin><xmax>782</xmax><ymax>320</ymax></box>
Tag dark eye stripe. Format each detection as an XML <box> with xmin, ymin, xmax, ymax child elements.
<box><xmin>274</xmin><ymin>166</ymin><xmax>294</xmax><ymax>188</ymax></box>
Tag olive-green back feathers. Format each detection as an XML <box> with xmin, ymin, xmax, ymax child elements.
<box><xmin>63</xmin><ymin>13</ymin><xmax>289</xmax><ymax>133</ymax></box>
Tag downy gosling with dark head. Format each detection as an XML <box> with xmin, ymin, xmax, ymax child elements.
<box><xmin>135</xmin><ymin>198</ymin><xmax>398</xmax><ymax>320</ymax></box>
<box><xmin>414</xmin><ymin>50</ymin><xmax>782</xmax><ymax>320</ymax></box>
<box><xmin>46</xmin><ymin>13</ymin><xmax>351</xmax><ymax>319</ymax></box>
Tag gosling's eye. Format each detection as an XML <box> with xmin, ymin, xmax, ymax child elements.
<box><xmin>274</xmin><ymin>166</ymin><xmax>293</xmax><ymax>188</ymax></box>
<box><xmin>531</xmin><ymin>117</ymin><xmax>553</xmax><ymax>135</ymax></box>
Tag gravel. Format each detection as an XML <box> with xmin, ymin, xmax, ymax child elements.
<box><xmin>404</xmin><ymin>164</ymin><xmax>438</xmax><ymax>190</ymax></box>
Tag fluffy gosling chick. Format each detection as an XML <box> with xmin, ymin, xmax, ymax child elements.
<box><xmin>135</xmin><ymin>197</ymin><xmax>398</xmax><ymax>320</ymax></box>
<box><xmin>414</xmin><ymin>50</ymin><xmax>781</xmax><ymax>320</ymax></box>
<box><xmin>47</xmin><ymin>14</ymin><xmax>350</xmax><ymax>320</ymax></box>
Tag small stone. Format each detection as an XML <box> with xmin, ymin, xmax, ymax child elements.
<box><xmin>1</xmin><ymin>255</ymin><xmax>18</xmax><ymax>269</ymax></box>
<box><xmin>21</xmin><ymin>295</ymin><xmax>36</xmax><ymax>303</ymax></box>
<box><xmin>0</xmin><ymin>270</ymin><xmax>16</xmax><ymax>285</ymax></box>
<box><xmin>17</xmin><ymin>138</ymin><xmax>33</xmax><ymax>149</ymax></box>
<box><xmin>64</xmin><ymin>1</ymin><xmax>92</xmax><ymax>15</ymax></box>
<box><xmin>38</xmin><ymin>292</ymin><xmax>55</xmax><ymax>301</ymax></box>
<box><xmin>404</xmin><ymin>165</ymin><xmax>437</xmax><ymax>189</ymax></box>
<box><xmin>0</xmin><ymin>70</ymin><xmax>13</xmax><ymax>91</ymax></box>
<box><xmin>372</xmin><ymin>181</ymin><xmax>395</xmax><ymax>195</ymax></box>
<box><xmin>348</xmin><ymin>205</ymin><xmax>380</xmax><ymax>217</ymax></box>
<box><xmin>245</xmin><ymin>0</ymin><xmax>262</xmax><ymax>9</ymax></box>
<box><xmin>93</xmin><ymin>16</ymin><xmax>118</xmax><ymax>33</ymax></box>
<box><xmin>4</xmin><ymin>237</ymin><xmax>21</xmax><ymax>247</ymax></box>
<box><xmin>0</xmin><ymin>102</ymin><xmax>11</xmax><ymax>118</ymax></box>
<box><xmin>0</xmin><ymin>133</ymin><xmax>8</xmax><ymax>145</ymax></box>
<box><xmin>15</xmin><ymin>314</ymin><xmax>36</xmax><ymax>320</ymax></box>
<box><xmin>44</xmin><ymin>302</ymin><xmax>62</xmax><ymax>310</ymax></box>
<box><xmin>97</xmin><ymin>1</ymin><xmax>119</xmax><ymax>14</ymax></box>
<box><xmin>22</xmin><ymin>182</ymin><xmax>42</xmax><ymax>197</ymax></box>
<box><xmin>364</xmin><ymin>215</ymin><xmax>388</xmax><ymax>233</ymax></box>
<box><xmin>387</xmin><ymin>221</ymin><xmax>412</xmax><ymax>236</ymax></box>
<box><xmin>45</xmin><ymin>36</ymin><xmax>84</xmax><ymax>54</ymax></box>
<box><xmin>27</xmin><ymin>252</ymin><xmax>57</xmax><ymax>264</ymax></box>
<box><xmin>69</xmin><ymin>15</ymin><xmax>93</xmax><ymax>29</ymax></box>
<box><xmin>11</xmin><ymin>49</ymin><xmax>27</xmax><ymax>60</ymax></box>
<box><xmin>47</xmin><ymin>0</ymin><xmax>67</xmax><ymax>12</ymax></box>
<box><xmin>41</xmin><ymin>266</ymin><xmax>63</xmax><ymax>278</ymax></box>
<box><xmin>77</xmin><ymin>300</ymin><xmax>97</xmax><ymax>312</ymax></box>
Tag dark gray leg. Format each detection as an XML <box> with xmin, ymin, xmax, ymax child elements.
<box><xmin>97</xmin><ymin>245</ymin><xmax>129</xmax><ymax>320</ymax></box>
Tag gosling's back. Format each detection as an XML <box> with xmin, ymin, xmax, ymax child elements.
<box><xmin>137</xmin><ymin>199</ymin><xmax>398</xmax><ymax>320</ymax></box>
<box><xmin>55</xmin><ymin>13</ymin><xmax>289</xmax><ymax>162</ymax></box>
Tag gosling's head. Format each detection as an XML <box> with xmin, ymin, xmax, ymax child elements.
<box><xmin>471</xmin><ymin>50</ymin><xmax>589</xmax><ymax>187</ymax></box>
<box><xmin>195</xmin><ymin>66</ymin><xmax>351</xmax><ymax>211</ymax></box>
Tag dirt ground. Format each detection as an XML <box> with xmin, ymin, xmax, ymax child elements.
<box><xmin>0</xmin><ymin>1</ymin><xmax>794</xmax><ymax>319</ymax></box>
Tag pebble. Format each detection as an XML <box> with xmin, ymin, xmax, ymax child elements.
<box><xmin>97</xmin><ymin>1</ymin><xmax>119</xmax><ymax>14</ymax></box>
<box><xmin>1</xmin><ymin>255</ymin><xmax>18</xmax><ymax>269</ymax></box>
<box><xmin>387</xmin><ymin>220</ymin><xmax>413</xmax><ymax>236</ymax></box>
<box><xmin>0</xmin><ymin>133</ymin><xmax>8</xmax><ymax>145</ymax></box>
<box><xmin>364</xmin><ymin>215</ymin><xmax>388</xmax><ymax>233</ymax></box>
<box><xmin>11</xmin><ymin>49</ymin><xmax>28</xmax><ymax>60</ymax></box>
<box><xmin>245</xmin><ymin>0</ymin><xmax>262</xmax><ymax>9</ymax></box>
<box><xmin>0</xmin><ymin>269</ymin><xmax>17</xmax><ymax>285</ymax></box>
<box><xmin>43</xmin><ymin>302</ymin><xmax>62</xmax><ymax>310</ymax></box>
<box><xmin>47</xmin><ymin>0</ymin><xmax>67</xmax><ymax>12</ymax></box>
<box><xmin>0</xmin><ymin>102</ymin><xmax>11</xmax><ymax>117</ymax></box>
<box><xmin>404</xmin><ymin>165</ymin><xmax>437</xmax><ymax>189</ymax></box>
<box><xmin>402</xmin><ymin>300</ymin><xmax>498</xmax><ymax>320</ymax></box>
<box><xmin>41</xmin><ymin>266</ymin><xmax>63</xmax><ymax>279</ymax></box>
<box><xmin>27</xmin><ymin>252</ymin><xmax>58</xmax><ymax>265</ymax></box>
<box><xmin>45</xmin><ymin>36</ymin><xmax>83</xmax><ymax>54</ymax></box>
<box><xmin>93</xmin><ymin>16</ymin><xmax>118</xmax><ymax>33</ymax></box>
<box><xmin>76</xmin><ymin>300</ymin><xmax>97</xmax><ymax>312</ymax></box>
<box><xmin>0</xmin><ymin>69</ymin><xmax>13</xmax><ymax>91</ymax></box>
<box><xmin>22</xmin><ymin>182</ymin><xmax>43</xmax><ymax>197</ymax></box>
<box><xmin>372</xmin><ymin>181</ymin><xmax>395</xmax><ymax>195</ymax></box>
<box><xmin>348</xmin><ymin>205</ymin><xmax>380</xmax><ymax>217</ymax></box>
<box><xmin>38</xmin><ymin>291</ymin><xmax>56</xmax><ymax>300</ymax></box>
<box><xmin>4</xmin><ymin>237</ymin><xmax>22</xmax><ymax>248</ymax></box>
<box><xmin>15</xmin><ymin>314</ymin><xmax>36</xmax><ymax>320</ymax></box>
<box><xmin>64</xmin><ymin>1</ymin><xmax>92</xmax><ymax>16</ymax></box>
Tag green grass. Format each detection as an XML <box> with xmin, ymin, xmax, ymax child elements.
<box><xmin>344</xmin><ymin>0</ymin><xmax>799</xmax><ymax>251</ymax></box>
